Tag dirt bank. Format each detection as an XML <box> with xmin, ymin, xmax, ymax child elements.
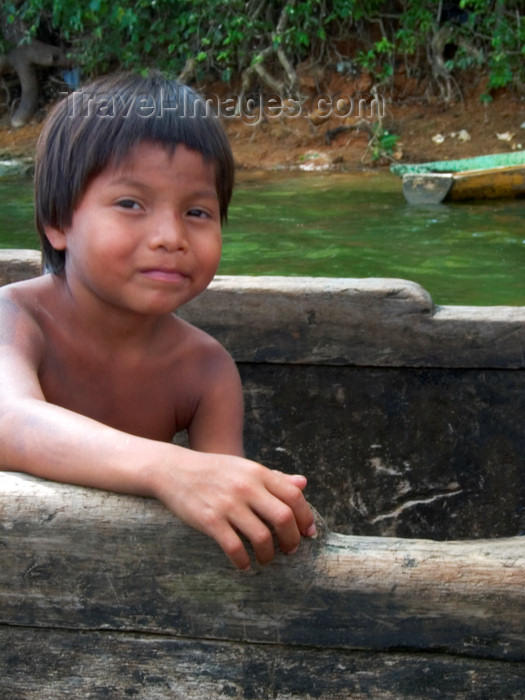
<box><xmin>223</xmin><ymin>79</ymin><xmax>525</xmax><ymax>171</ymax></box>
<box><xmin>0</xmin><ymin>74</ymin><xmax>524</xmax><ymax>172</ymax></box>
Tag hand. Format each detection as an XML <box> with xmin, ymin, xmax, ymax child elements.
<box><xmin>151</xmin><ymin>450</ymin><xmax>316</xmax><ymax>570</ymax></box>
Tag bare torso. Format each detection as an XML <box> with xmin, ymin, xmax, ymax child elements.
<box><xmin>0</xmin><ymin>273</ymin><xmax>313</xmax><ymax>572</ymax></box>
<box><xmin>2</xmin><ymin>274</ymin><xmax>227</xmax><ymax>443</ymax></box>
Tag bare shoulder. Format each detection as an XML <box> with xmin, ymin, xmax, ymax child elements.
<box><xmin>166</xmin><ymin>316</ymin><xmax>244</xmax><ymax>454</ymax></box>
<box><xmin>167</xmin><ymin>314</ymin><xmax>238</xmax><ymax>381</ymax></box>
<box><xmin>0</xmin><ymin>276</ymin><xmax>55</xmax><ymax>357</ymax></box>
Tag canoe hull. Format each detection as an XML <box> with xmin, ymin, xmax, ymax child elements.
<box><xmin>450</xmin><ymin>164</ymin><xmax>525</xmax><ymax>200</ymax></box>
<box><xmin>402</xmin><ymin>164</ymin><xmax>525</xmax><ymax>204</ymax></box>
<box><xmin>2</xmin><ymin>253</ymin><xmax>525</xmax><ymax>698</ymax></box>
<box><xmin>392</xmin><ymin>149</ymin><xmax>525</xmax><ymax>177</ymax></box>
<box><xmin>402</xmin><ymin>172</ymin><xmax>453</xmax><ymax>204</ymax></box>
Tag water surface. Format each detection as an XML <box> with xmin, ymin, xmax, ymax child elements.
<box><xmin>2</xmin><ymin>170</ymin><xmax>525</xmax><ymax>306</ymax></box>
<box><xmin>221</xmin><ymin>171</ymin><xmax>525</xmax><ymax>306</ymax></box>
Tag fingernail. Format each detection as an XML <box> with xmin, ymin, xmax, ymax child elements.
<box><xmin>288</xmin><ymin>545</ymin><xmax>299</xmax><ymax>555</ymax></box>
<box><xmin>306</xmin><ymin>524</ymin><xmax>317</xmax><ymax>537</ymax></box>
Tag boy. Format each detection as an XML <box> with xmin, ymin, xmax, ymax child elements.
<box><xmin>0</xmin><ymin>72</ymin><xmax>315</xmax><ymax>571</ymax></box>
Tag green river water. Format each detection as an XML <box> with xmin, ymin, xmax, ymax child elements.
<box><xmin>2</xmin><ymin>169</ymin><xmax>525</xmax><ymax>306</ymax></box>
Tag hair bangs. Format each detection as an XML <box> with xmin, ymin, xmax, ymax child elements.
<box><xmin>35</xmin><ymin>72</ymin><xmax>234</xmax><ymax>274</ymax></box>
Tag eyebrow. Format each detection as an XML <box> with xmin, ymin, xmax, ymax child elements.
<box><xmin>109</xmin><ymin>176</ymin><xmax>218</xmax><ymax>200</ymax></box>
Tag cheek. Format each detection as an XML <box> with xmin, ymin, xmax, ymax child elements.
<box><xmin>210</xmin><ymin>240</ymin><xmax>223</xmax><ymax>273</ymax></box>
<box><xmin>67</xmin><ymin>219</ymin><xmax>132</xmax><ymax>261</ymax></box>
<box><xmin>199</xmin><ymin>235</ymin><xmax>222</xmax><ymax>271</ymax></box>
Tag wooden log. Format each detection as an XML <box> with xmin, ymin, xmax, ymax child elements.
<box><xmin>179</xmin><ymin>275</ymin><xmax>525</xmax><ymax>368</ymax></box>
<box><xmin>2</xmin><ymin>255</ymin><xmax>525</xmax><ymax>368</ymax></box>
<box><xmin>0</xmin><ymin>248</ymin><xmax>41</xmax><ymax>285</ymax></box>
<box><xmin>3</xmin><ymin>626</ymin><xmax>525</xmax><ymax>699</ymax></box>
<box><xmin>1</xmin><ymin>472</ymin><xmax>524</xmax><ymax>663</ymax></box>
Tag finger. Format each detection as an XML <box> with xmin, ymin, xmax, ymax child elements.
<box><xmin>247</xmin><ymin>491</ymin><xmax>302</xmax><ymax>556</ymax></box>
<box><xmin>271</xmin><ymin>502</ymin><xmax>302</xmax><ymax>555</ymax></box>
<box><xmin>201</xmin><ymin>517</ymin><xmax>252</xmax><ymax>571</ymax></box>
<box><xmin>266</xmin><ymin>472</ymin><xmax>316</xmax><ymax>538</ymax></box>
<box><xmin>284</xmin><ymin>473</ymin><xmax>307</xmax><ymax>490</ymax></box>
<box><xmin>229</xmin><ymin>507</ymin><xmax>275</xmax><ymax>566</ymax></box>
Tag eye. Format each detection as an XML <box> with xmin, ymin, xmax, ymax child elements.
<box><xmin>116</xmin><ymin>198</ymin><xmax>142</xmax><ymax>210</ymax></box>
<box><xmin>187</xmin><ymin>207</ymin><xmax>210</xmax><ymax>219</ymax></box>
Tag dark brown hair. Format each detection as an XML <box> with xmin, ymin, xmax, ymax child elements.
<box><xmin>35</xmin><ymin>71</ymin><xmax>235</xmax><ymax>273</ymax></box>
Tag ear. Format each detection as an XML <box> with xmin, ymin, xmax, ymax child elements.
<box><xmin>43</xmin><ymin>225</ymin><xmax>67</xmax><ymax>251</ymax></box>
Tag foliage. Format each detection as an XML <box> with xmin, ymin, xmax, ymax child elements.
<box><xmin>0</xmin><ymin>0</ymin><xmax>331</xmax><ymax>82</ymax></box>
<box><xmin>460</xmin><ymin>0</ymin><xmax>525</xmax><ymax>96</ymax></box>
<box><xmin>1</xmin><ymin>1</ymin><xmax>524</xmax><ymax>100</ymax></box>
<box><xmin>368</xmin><ymin>123</ymin><xmax>400</xmax><ymax>162</ymax></box>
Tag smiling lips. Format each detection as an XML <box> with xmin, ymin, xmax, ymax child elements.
<box><xmin>141</xmin><ymin>268</ymin><xmax>189</xmax><ymax>284</ymax></box>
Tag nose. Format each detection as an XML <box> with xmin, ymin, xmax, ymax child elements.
<box><xmin>148</xmin><ymin>213</ymin><xmax>189</xmax><ymax>252</ymax></box>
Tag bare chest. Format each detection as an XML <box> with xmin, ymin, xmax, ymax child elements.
<box><xmin>38</xmin><ymin>343</ymin><xmax>194</xmax><ymax>442</ymax></box>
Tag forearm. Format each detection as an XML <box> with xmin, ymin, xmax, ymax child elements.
<box><xmin>0</xmin><ymin>397</ymin><xmax>175</xmax><ymax>497</ymax></box>
<box><xmin>0</xmin><ymin>398</ymin><xmax>316</xmax><ymax>570</ymax></box>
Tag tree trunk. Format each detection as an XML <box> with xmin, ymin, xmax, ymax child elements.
<box><xmin>0</xmin><ymin>39</ymin><xmax>67</xmax><ymax>127</ymax></box>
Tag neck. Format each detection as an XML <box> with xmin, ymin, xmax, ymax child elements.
<box><xmin>53</xmin><ymin>273</ymin><xmax>170</xmax><ymax>356</ymax></box>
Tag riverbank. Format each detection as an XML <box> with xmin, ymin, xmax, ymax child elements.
<box><xmin>224</xmin><ymin>79</ymin><xmax>525</xmax><ymax>171</ymax></box>
<box><xmin>0</xmin><ymin>74</ymin><xmax>524</xmax><ymax>171</ymax></box>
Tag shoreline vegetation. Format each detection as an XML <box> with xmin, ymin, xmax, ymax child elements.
<box><xmin>0</xmin><ymin>2</ymin><xmax>523</xmax><ymax>171</ymax></box>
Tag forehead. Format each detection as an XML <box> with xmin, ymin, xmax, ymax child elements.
<box><xmin>112</xmin><ymin>141</ymin><xmax>211</xmax><ymax>171</ymax></box>
<box><xmin>103</xmin><ymin>141</ymin><xmax>218</xmax><ymax>190</ymax></box>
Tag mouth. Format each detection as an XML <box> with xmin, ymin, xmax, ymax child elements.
<box><xmin>141</xmin><ymin>268</ymin><xmax>189</xmax><ymax>284</ymax></box>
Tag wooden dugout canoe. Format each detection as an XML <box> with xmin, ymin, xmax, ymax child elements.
<box><xmin>1</xmin><ymin>250</ymin><xmax>525</xmax><ymax>699</ymax></box>
<box><xmin>2</xmin><ymin>471</ymin><xmax>525</xmax><ymax>699</ymax></box>
<box><xmin>391</xmin><ymin>151</ymin><xmax>525</xmax><ymax>204</ymax></box>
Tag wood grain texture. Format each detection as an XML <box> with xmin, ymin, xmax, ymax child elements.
<box><xmin>179</xmin><ymin>276</ymin><xmax>525</xmax><ymax>367</ymax></box>
<box><xmin>239</xmin><ymin>363</ymin><xmax>525</xmax><ymax>540</ymax></box>
<box><xmin>2</xmin><ymin>626</ymin><xmax>525</xmax><ymax>699</ymax></box>
<box><xmin>1</xmin><ymin>255</ymin><xmax>524</xmax><ymax>697</ymax></box>
<box><xmin>2</xmin><ymin>473</ymin><xmax>524</xmax><ymax>663</ymax></box>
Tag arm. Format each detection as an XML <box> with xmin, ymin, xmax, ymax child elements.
<box><xmin>0</xmin><ymin>297</ymin><xmax>315</xmax><ymax>570</ymax></box>
<box><xmin>180</xmin><ymin>342</ymin><xmax>316</xmax><ymax>567</ymax></box>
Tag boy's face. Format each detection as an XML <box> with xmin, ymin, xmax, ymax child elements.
<box><xmin>45</xmin><ymin>142</ymin><xmax>222</xmax><ymax>317</ymax></box>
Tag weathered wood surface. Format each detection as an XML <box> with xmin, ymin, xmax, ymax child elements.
<box><xmin>2</xmin><ymin>252</ymin><xmax>525</xmax><ymax>696</ymax></box>
<box><xmin>3</xmin><ymin>627</ymin><xmax>525</xmax><ymax>699</ymax></box>
<box><xmin>180</xmin><ymin>276</ymin><xmax>525</xmax><ymax>368</ymax></box>
<box><xmin>1</xmin><ymin>472</ymin><xmax>524</xmax><ymax>664</ymax></box>
<box><xmin>182</xmin><ymin>274</ymin><xmax>437</xmax><ymax>366</ymax></box>
<box><xmin>0</xmin><ymin>248</ymin><xmax>41</xmax><ymax>285</ymax></box>
<box><xmin>2</xmin><ymin>250</ymin><xmax>525</xmax><ymax>367</ymax></box>
<box><xmin>1</xmin><ymin>254</ymin><xmax>525</xmax><ymax>541</ymax></box>
<box><xmin>450</xmin><ymin>165</ymin><xmax>525</xmax><ymax>201</ymax></box>
<box><xmin>240</xmin><ymin>363</ymin><xmax>525</xmax><ymax>539</ymax></box>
